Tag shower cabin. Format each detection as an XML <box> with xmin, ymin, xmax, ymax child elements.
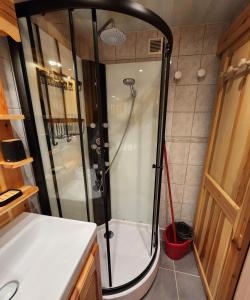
<box><xmin>13</xmin><ymin>0</ymin><xmax>172</xmax><ymax>298</ymax></box>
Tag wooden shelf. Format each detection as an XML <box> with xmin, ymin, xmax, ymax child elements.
<box><xmin>0</xmin><ymin>114</ymin><xmax>25</xmax><ymax>120</ymax></box>
<box><xmin>0</xmin><ymin>157</ymin><xmax>33</xmax><ymax>169</ymax></box>
<box><xmin>0</xmin><ymin>185</ymin><xmax>39</xmax><ymax>216</ymax></box>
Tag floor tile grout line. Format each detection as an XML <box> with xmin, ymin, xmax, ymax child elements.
<box><xmin>175</xmin><ymin>270</ymin><xmax>200</xmax><ymax>278</ymax></box>
<box><xmin>159</xmin><ymin>266</ymin><xmax>174</xmax><ymax>272</ymax></box>
<box><xmin>173</xmin><ymin>260</ymin><xmax>180</xmax><ymax>300</ymax></box>
<box><xmin>160</xmin><ymin>265</ymin><xmax>200</xmax><ymax>278</ymax></box>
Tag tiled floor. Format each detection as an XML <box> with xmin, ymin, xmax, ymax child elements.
<box><xmin>143</xmin><ymin>242</ymin><xmax>206</xmax><ymax>300</ymax></box>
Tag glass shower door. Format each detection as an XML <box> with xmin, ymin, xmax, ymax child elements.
<box><xmin>95</xmin><ymin>9</ymin><xmax>163</xmax><ymax>290</ymax></box>
<box><xmin>18</xmin><ymin>11</ymin><xmax>93</xmax><ymax>222</ymax></box>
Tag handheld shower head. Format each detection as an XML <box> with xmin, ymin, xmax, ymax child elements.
<box><xmin>123</xmin><ymin>78</ymin><xmax>135</xmax><ymax>86</ymax></box>
<box><xmin>123</xmin><ymin>78</ymin><xmax>136</xmax><ymax>97</ymax></box>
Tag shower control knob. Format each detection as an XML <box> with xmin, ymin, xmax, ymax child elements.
<box><xmin>174</xmin><ymin>70</ymin><xmax>182</xmax><ymax>81</ymax></box>
<box><xmin>197</xmin><ymin>68</ymin><xmax>206</xmax><ymax>79</ymax></box>
<box><xmin>90</xmin><ymin>123</ymin><xmax>96</xmax><ymax>128</ymax></box>
<box><xmin>103</xmin><ymin>123</ymin><xmax>108</xmax><ymax>128</ymax></box>
<box><xmin>96</xmin><ymin>137</ymin><xmax>101</xmax><ymax>146</ymax></box>
<box><xmin>91</xmin><ymin>144</ymin><xmax>97</xmax><ymax>150</ymax></box>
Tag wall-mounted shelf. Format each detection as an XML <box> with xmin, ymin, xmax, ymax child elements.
<box><xmin>0</xmin><ymin>157</ymin><xmax>34</xmax><ymax>169</ymax></box>
<box><xmin>0</xmin><ymin>185</ymin><xmax>39</xmax><ymax>218</ymax></box>
<box><xmin>0</xmin><ymin>114</ymin><xmax>25</xmax><ymax>120</ymax></box>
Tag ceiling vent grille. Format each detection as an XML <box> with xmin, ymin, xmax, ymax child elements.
<box><xmin>148</xmin><ymin>38</ymin><xmax>163</xmax><ymax>55</ymax></box>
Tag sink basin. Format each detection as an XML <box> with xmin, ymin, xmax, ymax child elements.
<box><xmin>0</xmin><ymin>213</ymin><xmax>96</xmax><ymax>300</ymax></box>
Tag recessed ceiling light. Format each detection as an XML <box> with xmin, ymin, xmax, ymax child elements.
<box><xmin>139</xmin><ymin>69</ymin><xmax>143</xmax><ymax>72</ymax></box>
<box><xmin>112</xmin><ymin>95</ymin><xmax>116</xmax><ymax>98</ymax></box>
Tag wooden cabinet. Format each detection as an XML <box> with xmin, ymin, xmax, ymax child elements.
<box><xmin>193</xmin><ymin>5</ymin><xmax>250</xmax><ymax>300</ymax></box>
<box><xmin>0</xmin><ymin>0</ymin><xmax>20</xmax><ymax>42</ymax></box>
<box><xmin>69</xmin><ymin>242</ymin><xmax>102</xmax><ymax>300</ymax></box>
<box><xmin>0</xmin><ymin>82</ymin><xmax>38</xmax><ymax>229</ymax></box>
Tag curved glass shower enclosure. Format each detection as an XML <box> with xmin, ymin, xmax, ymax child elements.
<box><xmin>15</xmin><ymin>0</ymin><xmax>172</xmax><ymax>296</ymax></box>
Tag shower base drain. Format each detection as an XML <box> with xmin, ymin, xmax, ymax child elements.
<box><xmin>104</xmin><ymin>230</ymin><xmax>114</xmax><ymax>239</ymax></box>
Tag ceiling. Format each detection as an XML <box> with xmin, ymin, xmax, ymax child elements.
<box><xmin>16</xmin><ymin>0</ymin><xmax>249</xmax><ymax>35</ymax></box>
<box><xmin>15</xmin><ymin>0</ymin><xmax>249</xmax><ymax>28</ymax></box>
<box><xmin>138</xmin><ymin>0</ymin><xmax>249</xmax><ymax>26</ymax></box>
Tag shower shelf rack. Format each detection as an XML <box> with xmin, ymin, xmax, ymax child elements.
<box><xmin>45</xmin><ymin>117</ymin><xmax>85</xmax><ymax>140</ymax></box>
<box><xmin>38</xmin><ymin>68</ymin><xmax>82</xmax><ymax>91</ymax></box>
<box><xmin>0</xmin><ymin>114</ymin><xmax>25</xmax><ymax>120</ymax></box>
<box><xmin>0</xmin><ymin>185</ymin><xmax>39</xmax><ymax>218</ymax></box>
<box><xmin>0</xmin><ymin>157</ymin><xmax>34</xmax><ymax>169</ymax></box>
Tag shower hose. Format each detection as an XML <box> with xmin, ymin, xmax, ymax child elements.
<box><xmin>99</xmin><ymin>93</ymin><xmax>136</xmax><ymax>190</ymax></box>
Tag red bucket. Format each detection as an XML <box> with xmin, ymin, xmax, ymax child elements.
<box><xmin>164</xmin><ymin>224</ymin><xmax>192</xmax><ymax>260</ymax></box>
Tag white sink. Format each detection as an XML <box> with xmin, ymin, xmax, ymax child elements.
<box><xmin>0</xmin><ymin>213</ymin><xmax>97</xmax><ymax>300</ymax></box>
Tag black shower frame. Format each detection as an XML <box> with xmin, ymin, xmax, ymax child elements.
<box><xmin>15</xmin><ymin>0</ymin><xmax>173</xmax><ymax>295</ymax></box>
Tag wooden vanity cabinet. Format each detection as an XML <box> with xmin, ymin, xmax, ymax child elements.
<box><xmin>69</xmin><ymin>242</ymin><xmax>102</xmax><ymax>300</ymax></box>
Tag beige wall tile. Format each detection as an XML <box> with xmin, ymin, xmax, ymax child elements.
<box><xmin>196</xmin><ymin>84</ymin><xmax>216</xmax><ymax>112</ymax></box>
<box><xmin>185</xmin><ymin>165</ymin><xmax>203</xmax><ymax>186</ymax></box>
<box><xmin>200</xmin><ymin>54</ymin><xmax>219</xmax><ymax>84</ymax></box>
<box><xmin>166</xmin><ymin>112</ymin><xmax>173</xmax><ymax>136</ymax></box>
<box><xmin>136</xmin><ymin>30</ymin><xmax>158</xmax><ymax>59</ymax></box>
<box><xmin>167</xmin><ymin>202</ymin><xmax>182</xmax><ymax>223</ymax></box>
<box><xmin>180</xmin><ymin>25</ymin><xmax>205</xmax><ymax>55</ymax></box>
<box><xmin>99</xmin><ymin>39</ymin><xmax>116</xmax><ymax>62</ymax></box>
<box><xmin>116</xmin><ymin>31</ymin><xmax>136</xmax><ymax>60</ymax></box>
<box><xmin>167</xmin><ymin>85</ymin><xmax>175</xmax><ymax>111</ymax></box>
<box><xmin>169</xmin><ymin>57</ymin><xmax>178</xmax><ymax>84</ymax></box>
<box><xmin>159</xmin><ymin>208</ymin><xmax>166</xmax><ymax>228</ymax></box>
<box><xmin>170</xmin><ymin>184</ymin><xmax>184</xmax><ymax>203</ymax></box>
<box><xmin>183</xmin><ymin>185</ymin><xmax>200</xmax><ymax>205</ymax></box>
<box><xmin>181</xmin><ymin>203</ymin><xmax>196</xmax><ymax>225</ymax></box>
<box><xmin>169</xmin><ymin>142</ymin><xmax>190</xmax><ymax>164</ymax></box>
<box><xmin>188</xmin><ymin>143</ymin><xmax>207</xmax><ymax>165</ymax></box>
<box><xmin>203</xmin><ymin>23</ymin><xmax>227</xmax><ymax>54</ymax></box>
<box><xmin>177</xmin><ymin>55</ymin><xmax>201</xmax><ymax>85</ymax></box>
<box><xmin>0</xmin><ymin>57</ymin><xmax>20</xmax><ymax>109</ymax></box>
<box><xmin>135</xmin><ymin>57</ymin><xmax>161</xmax><ymax>62</ymax></box>
<box><xmin>171</xmin><ymin>27</ymin><xmax>181</xmax><ymax>56</ymax></box>
<box><xmin>172</xmin><ymin>112</ymin><xmax>193</xmax><ymax>136</ymax></box>
<box><xmin>192</xmin><ymin>112</ymin><xmax>211</xmax><ymax>137</ymax></box>
<box><xmin>174</xmin><ymin>85</ymin><xmax>197</xmax><ymax>112</ymax></box>
<box><xmin>170</xmin><ymin>164</ymin><xmax>187</xmax><ymax>184</ymax></box>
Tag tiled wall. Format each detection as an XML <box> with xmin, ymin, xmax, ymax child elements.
<box><xmin>0</xmin><ymin>37</ymin><xmax>40</xmax><ymax>213</ymax></box>
<box><xmin>99</xmin><ymin>30</ymin><xmax>163</xmax><ymax>63</ymax></box>
<box><xmin>159</xmin><ymin>23</ymin><xmax>227</xmax><ymax>229</ymax></box>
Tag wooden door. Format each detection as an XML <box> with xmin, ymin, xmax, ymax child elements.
<box><xmin>193</xmin><ymin>7</ymin><xmax>250</xmax><ymax>300</ymax></box>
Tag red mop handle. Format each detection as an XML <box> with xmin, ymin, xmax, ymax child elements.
<box><xmin>164</xmin><ymin>143</ymin><xmax>177</xmax><ymax>243</ymax></box>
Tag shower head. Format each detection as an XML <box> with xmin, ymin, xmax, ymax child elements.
<box><xmin>99</xmin><ymin>18</ymin><xmax>126</xmax><ymax>46</ymax></box>
<box><xmin>123</xmin><ymin>78</ymin><xmax>136</xmax><ymax>97</ymax></box>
